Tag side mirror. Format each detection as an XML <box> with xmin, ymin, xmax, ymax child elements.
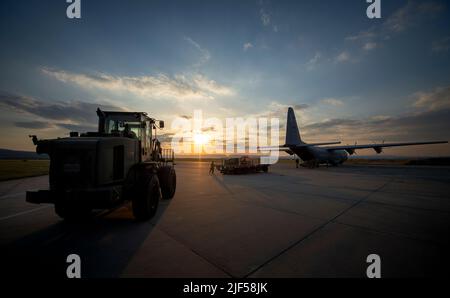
<box><xmin>159</xmin><ymin>121</ymin><xmax>165</xmax><ymax>128</ymax></box>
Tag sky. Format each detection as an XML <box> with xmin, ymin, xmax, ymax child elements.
<box><xmin>0</xmin><ymin>0</ymin><xmax>449</xmax><ymax>156</ymax></box>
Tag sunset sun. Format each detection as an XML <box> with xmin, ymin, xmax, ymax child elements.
<box><xmin>193</xmin><ymin>133</ymin><xmax>209</xmax><ymax>146</ymax></box>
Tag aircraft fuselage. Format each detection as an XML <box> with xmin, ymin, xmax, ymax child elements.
<box><xmin>292</xmin><ymin>146</ymin><xmax>348</xmax><ymax>166</ymax></box>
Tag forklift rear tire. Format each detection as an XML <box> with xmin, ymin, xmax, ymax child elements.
<box><xmin>132</xmin><ymin>174</ymin><xmax>161</xmax><ymax>221</ymax></box>
<box><xmin>158</xmin><ymin>166</ymin><xmax>176</xmax><ymax>200</ymax></box>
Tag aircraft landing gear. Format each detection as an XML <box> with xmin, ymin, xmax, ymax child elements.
<box><xmin>303</xmin><ymin>160</ymin><xmax>320</xmax><ymax>169</ymax></box>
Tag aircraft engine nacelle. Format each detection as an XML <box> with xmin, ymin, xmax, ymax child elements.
<box><xmin>374</xmin><ymin>147</ymin><xmax>383</xmax><ymax>154</ymax></box>
<box><xmin>345</xmin><ymin>148</ymin><xmax>355</xmax><ymax>155</ymax></box>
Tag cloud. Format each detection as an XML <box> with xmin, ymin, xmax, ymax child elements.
<box><xmin>243</xmin><ymin>42</ymin><xmax>254</xmax><ymax>51</ymax></box>
<box><xmin>293</xmin><ymin>104</ymin><xmax>310</xmax><ymax>110</ymax></box>
<box><xmin>321</xmin><ymin>98</ymin><xmax>344</xmax><ymax>106</ymax></box>
<box><xmin>306</xmin><ymin>52</ymin><xmax>321</xmax><ymax>71</ymax></box>
<box><xmin>42</xmin><ymin>68</ymin><xmax>234</xmax><ymax>101</ymax></box>
<box><xmin>303</xmin><ymin>118</ymin><xmax>360</xmax><ymax>131</ymax></box>
<box><xmin>0</xmin><ymin>92</ymin><xmax>119</xmax><ymax>132</ymax></box>
<box><xmin>432</xmin><ymin>36</ymin><xmax>450</xmax><ymax>52</ymax></box>
<box><xmin>14</xmin><ymin>121</ymin><xmax>53</xmax><ymax>129</ymax></box>
<box><xmin>413</xmin><ymin>86</ymin><xmax>450</xmax><ymax>111</ymax></box>
<box><xmin>301</xmin><ymin>85</ymin><xmax>450</xmax><ymax>145</ymax></box>
<box><xmin>384</xmin><ymin>1</ymin><xmax>416</xmax><ymax>33</ymax></box>
<box><xmin>55</xmin><ymin>122</ymin><xmax>97</xmax><ymax>132</ymax></box>
<box><xmin>251</xmin><ymin>101</ymin><xmax>309</xmax><ymax>121</ymax></box>
<box><xmin>258</xmin><ymin>2</ymin><xmax>281</xmax><ymax>33</ymax></box>
<box><xmin>346</xmin><ymin>29</ymin><xmax>377</xmax><ymax>42</ymax></box>
<box><xmin>384</xmin><ymin>1</ymin><xmax>444</xmax><ymax>33</ymax></box>
<box><xmin>201</xmin><ymin>126</ymin><xmax>216</xmax><ymax>132</ymax></box>
<box><xmin>191</xmin><ymin>75</ymin><xmax>235</xmax><ymax>96</ymax></box>
<box><xmin>302</xmin><ymin>108</ymin><xmax>450</xmax><ymax>144</ymax></box>
<box><xmin>335</xmin><ymin>51</ymin><xmax>350</xmax><ymax>63</ymax></box>
<box><xmin>363</xmin><ymin>42</ymin><xmax>378</xmax><ymax>51</ymax></box>
<box><xmin>260</xmin><ymin>8</ymin><xmax>271</xmax><ymax>26</ymax></box>
<box><xmin>346</xmin><ymin>1</ymin><xmax>445</xmax><ymax>51</ymax></box>
<box><xmin>184</xmin><ymin>37</ymin><xmax>211</xmax><ymax>66</ymax></box>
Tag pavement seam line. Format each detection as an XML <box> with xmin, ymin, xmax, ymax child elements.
<box><xmin>155</xmin><ymin>226</ymin><xmax>234</xmax><ymax>278</ymax></box>
<box><xmin>243</xmin><ymin>178</ymin><xmax>394</xmax><ymax>278</ymax></box>
<box><xmin>361</xmin><ymin>199</ymin><xmax>450</xmax><ymax>214</ymax></box>
<box><xmin>333</xmin><ymin>220</ymin><xmax>447</xmax><ymax>248</ymax></box>
<box><xmin>0</xmin><ymin>205</ymin><xmax>51</xmax><ymax>221</ymax></box>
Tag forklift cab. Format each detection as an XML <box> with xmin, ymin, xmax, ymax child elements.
<box><xmin>96</xmin><ymin>108</ymin><xmax>164</xmax><ymax>162</ymax></box>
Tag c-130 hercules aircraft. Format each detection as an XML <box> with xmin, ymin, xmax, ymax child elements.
<box><xmin>273</xmin><ymin>107</ymin><xmax>448</xmax><ymax>168</ymax></box>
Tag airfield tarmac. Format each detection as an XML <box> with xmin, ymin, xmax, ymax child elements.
<box><xmin>0</xmin><ymin>161</ymin><xmax>449</xmax><ymax>278</ymax></box>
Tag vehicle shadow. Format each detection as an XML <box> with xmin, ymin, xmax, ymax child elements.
<box><xmin>0</xmin><ymin>200</ymin><xmax>172</xmax><ymax>278</ymax></box>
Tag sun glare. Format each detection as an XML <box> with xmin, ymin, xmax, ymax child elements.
<box><xmin>193</xmin><ymin>133</ymin><xmax>209</xmax><ymax>145</ymax></box>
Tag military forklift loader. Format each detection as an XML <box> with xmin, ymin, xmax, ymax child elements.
<box><xmin>26</xmin><ymin>108</ymin><xmax>176</xmax><ymax>221</ymax></box>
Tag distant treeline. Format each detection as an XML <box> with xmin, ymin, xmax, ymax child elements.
<box><xmin>0</xmin><ymin>149</ymin><xmax>48</xmax><ymax>160</ymax></box>
<box><xmin>406</xmin><ymin>157</ymin><xmax>450</xmax><ymax>166</ymax></box>
<box><xmin>346</xmin><ymin>157</ymin><xmax>450</xmax><ymax>166</ymax></box>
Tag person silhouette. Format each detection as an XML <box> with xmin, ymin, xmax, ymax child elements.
<box><xmin>209</xmin><ymin>161</ymin><xmax>215</xmax><ymax>175</ymax></box>
<box><xmin>124</xmin><ymin>123</ymin><xmax>137</xmax><ymax>139</ymax></box>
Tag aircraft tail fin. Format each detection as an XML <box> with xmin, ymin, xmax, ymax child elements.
<box><xmin>285</xmin><ymin>107</ymin><xmax>303</xmax><ymax>145</ymax></box>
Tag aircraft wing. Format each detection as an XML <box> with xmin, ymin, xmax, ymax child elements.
<box><xmin>258</xmin><ymin>142</ymin><xmax>341</xmax><ymax>155</ymax></box>
<box><xmin>259</xmin><ymin>141</ymin><xmax>341</xmax><ymax>151</ymax></box>
<box><xmin>324</xmin><ymin>141</ymin><xmax>448</xmax><ymax>154</ymax></box>
<box><xmin>296</xmin><ymin>142</ymin><xmax>342</xmax><ymax>147</ymax></box>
